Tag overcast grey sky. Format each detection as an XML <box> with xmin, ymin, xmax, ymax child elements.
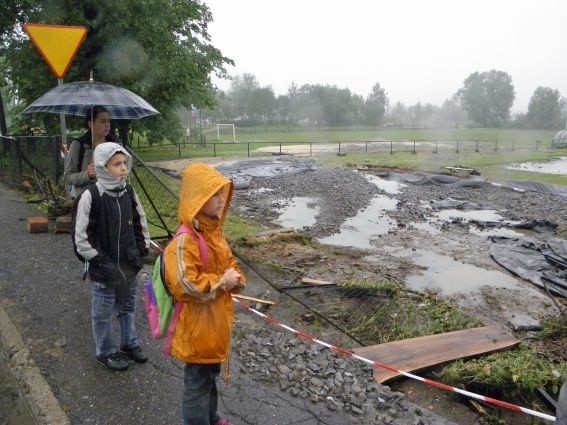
<box><xmin>206</xmin><ymin>0</ymin><xmax>566</xmax><ymax>113</ymax></box>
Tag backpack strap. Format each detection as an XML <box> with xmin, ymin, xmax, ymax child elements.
<box><xmin>177</xmin><ymin>224</ymin><xmax>209</xmax><ymax>266</ymax></box>
<box><xmin>163</xmin><ymin>224</ymin><xmax>209</xmax><ymax>357</ymax></box>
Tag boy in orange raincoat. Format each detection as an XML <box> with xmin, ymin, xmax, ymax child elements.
<box><xmin>163</xmin><ymin>162</ymin><xmax>245</xmax><ymax>425</ymax></box>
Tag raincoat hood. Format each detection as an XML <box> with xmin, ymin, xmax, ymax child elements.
<box><xmin>93</xmin><ymin>142</ymin><xmax>132</xmax><ymax>191</ymax></box>
<box><xmin>179</xmin><ymin>163</ymin><xmax>233</xmax><ymax>227</ymax></box>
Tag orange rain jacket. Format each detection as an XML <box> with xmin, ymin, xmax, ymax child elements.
<box><xmin>163</xmin><ymin>163</ymin><xmax>246</xmax><ymax>364</ymax></box>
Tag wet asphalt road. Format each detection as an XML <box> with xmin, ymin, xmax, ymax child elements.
<box><xmin>0</xmin><ymin>182</ymin><xmax>456</xmax><ymax>425</ymax></box>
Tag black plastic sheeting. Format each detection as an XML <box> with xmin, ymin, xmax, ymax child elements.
<box><xmin>489</xmin><ymin>236</ymin><xmax>567</xmax><ymax>298</ymax></box>
<box><xmin>392</xmin><ymin>173</ymin><xmax>567</xmax><ymax>197</ymax></box>
<box><xmin>391</xmin><ymin>173</ymin><xmax>567</xmax><ymax>297</ymax></box>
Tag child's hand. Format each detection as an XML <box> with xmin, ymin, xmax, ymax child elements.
<box><xmin>87</xmin><ymin>163</ymin><xmax>96</xmax><ymax>179</ymax></box>
<box><xmin>221</xmin><ymin>268</ymin><xmax>241</xmax><ymax>291</ymax></box>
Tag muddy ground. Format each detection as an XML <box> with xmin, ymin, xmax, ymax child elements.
<box><xmin>156</xmin><ymin>156</ymin><xmax>567</xmax><ymax>425</ymax></box>
<box><xmin>225</xmin><ymin>157</ymin><xmax>566</xmax><ymax>328</ymax></box>
<box><xmin>158</xmin><ymin>155</ymin><xmax>567</xmax><ymax>424</ymax></box>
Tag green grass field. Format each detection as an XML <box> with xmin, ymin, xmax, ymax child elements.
<box><xmin>133</xmin><ymin>127</ymin><xmax>567</xmax><ymax>186</ymax></box>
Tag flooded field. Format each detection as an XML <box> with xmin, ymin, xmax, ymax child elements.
<box><xmin>507</xmin><ymin>156</ymin><xmax>567</xmax><ymax>174</ymax></box>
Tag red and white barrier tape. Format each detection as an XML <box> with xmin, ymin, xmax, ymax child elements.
<box><xmin>233</xmin><ymin>298</ymin><xmax>556</xmax><ymax>422</ymax></box>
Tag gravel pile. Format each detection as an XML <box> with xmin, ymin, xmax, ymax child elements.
<box><xmin>232</xmin><ymin>162</ymin><xmax>567</xmax><ymax>237</ymax></box>
<box><xmin>232</xmin><ymin>165</ymin><xmax>383</xmax><ymax>237</ymax></box>
<box><xmin>233</xmin><ymin>326</ymin><xmax>455</xmax><ymax>425</ymax></box>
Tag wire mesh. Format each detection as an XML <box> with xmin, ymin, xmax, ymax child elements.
<box><xmin>241</xmin><ymin>259</ymin><xmax>481</xmax><ymax>348</ymax></box>
<box><xmin>0</xmin><ymin>135</ymin><xmax>62</xmax><ymax>187</ymax></box>
<box><xmin>127</xmin><ymin>146</ymin><xmax>179</xmax><ymax>239</ymax></box>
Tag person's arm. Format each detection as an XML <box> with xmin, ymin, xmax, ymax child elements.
<box><xmin>164</xmin><ymin>233</ymin><xmax>224</xmax><ymax>303</ymax></box>
<box><xmin>130</xmin><ymin>188</ymin><xmax>150</xmax><ymax>254</ymax></box>
<box><xmin>63</xmin><ymin>140</ymin><xmax>92</xmax><ymax>187</ymax></box>
<box><xmin>74</xmin><ymin>188</ymin><xmax>100</xmax><ymax>261</ymax></box>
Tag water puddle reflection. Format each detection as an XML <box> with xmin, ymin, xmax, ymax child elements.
<box><xmin>469</xmin><ymin>227</ymin><xmax>527</xmax><ymax>238</ymax></box>
<box><xmin>364</xmin><ymin>174</ymin><xmax>406</xmax><ymax>194</ymax></box>
<box><xmin>389</xmin><ymin>248</ymin><xmax>523</xmax><ymax>295</ymax></box>
<box><xmin>433</xmin><ymin>209</ymin><xmax>529</xmax><ymax>237</ymax></box>
<box><xmin>275</xmin><ymin>197</ymin><xmax>320</xmax><ymax>229</ymax></box>
<box><xmin>506</xmin><ymin>157</ymin><xmax>567</xmax><ymax>175</ymax></box>
<box><xmin>435</xmin><ymin>209</ymin><xmax>504</xmax><ymax>222</ymax></box>
<box><xmin>318</xmin><ymin>195</ymin><xmax>398</xmax><ymax>249</ymax></box>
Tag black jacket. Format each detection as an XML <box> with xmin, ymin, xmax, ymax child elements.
<box><xmin>78</xmin><ymin>184</ymin><xmax>148</xmax><ymax>286</ymax></box>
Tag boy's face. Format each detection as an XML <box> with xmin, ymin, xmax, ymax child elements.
<box><xmin>201</xmin><ymin>188</ymin><xmax>225</xmax><ymax>218</ymax></box>
<box><xmin>105</xmin><ymin>152</ymin><xmax>128</xmax><ymax>181</ymax></box>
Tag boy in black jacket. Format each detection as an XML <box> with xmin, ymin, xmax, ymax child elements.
<box><xmin>74</xmin><ymin>142</ymin><xmax>150</xmax><ymax>371</ymax></box>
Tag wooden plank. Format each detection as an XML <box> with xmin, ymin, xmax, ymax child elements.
<box><xmin>254</xmin><ymin>228</ymin><xmax>295</xmax><ymax>237</ymax></box>
<box><xmin>352</xmin><ymin>325</ymin><xmax>519</xmax><ymax>384</ymax></box>
<box><xmin>232</xmin><ymin>294</ymin><xmax>275</xmax><ymax>305</ymax></box>
<box><xmin>301</xmin><ymin>277</ymin><xmax>335</xmax><ymax>286</ymax></box>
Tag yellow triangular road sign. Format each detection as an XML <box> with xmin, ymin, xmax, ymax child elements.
<box><xmin>24</xmin><ymin>24</ymin><xmax>87</xmax><ymax>78</ymax></box>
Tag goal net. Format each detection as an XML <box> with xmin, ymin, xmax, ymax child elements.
<box><xmin>216</xmin><ymin>123</ymin><xmax>235</xmax><ymax>142</ymax></box>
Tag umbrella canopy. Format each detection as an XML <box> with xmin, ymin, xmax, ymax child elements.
<box><xmin>23</xmin><ymin>80</ymin><xmax>159</xmax><ymax>120</ymax></box>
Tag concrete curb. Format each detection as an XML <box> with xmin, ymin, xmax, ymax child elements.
<box><xmin>0</xmin><ymin>305</ymin><xmax>70</xmax><ymax>425</ymax></box>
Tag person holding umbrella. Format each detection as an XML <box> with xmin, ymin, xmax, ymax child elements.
<box><xmin>63</xmin><ymin>106</ymin><xmax>116</xmax><ymax>199</ymax></box>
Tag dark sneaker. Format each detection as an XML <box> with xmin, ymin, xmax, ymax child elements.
<box><xmin>120</xmin><ymin>346</ymin><xmax>148</xmax><ymax>363</ymax></box>
<box><xmin>97</xmin><ymin>352</ymin><xmax>129</xmax><ymax>371</ymax></box>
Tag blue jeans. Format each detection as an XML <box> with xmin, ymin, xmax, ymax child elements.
<box><xmin>91</xmin><ymin>281</ymin><xmax>138</xmax><ymax>358</ymax></box>
<box><xmin>182</xmin><ymin>363</ymin><xmax>221</xmax><ymax>425</ymax></box>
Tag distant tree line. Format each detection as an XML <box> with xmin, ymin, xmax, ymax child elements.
<box><xmin>209</xmin><ymin>71</ymin><xmax>567</xmax><ymax>130</ymax></box>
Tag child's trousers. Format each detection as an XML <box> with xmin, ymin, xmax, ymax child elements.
<box><xmin>91</xmin><ymin>281</ymin><xmax>138</xmax><ymax>357</ymax></box>
<box><xmin>182</xmin><ymin>363</ymin><xmax>221</xmax><ymax>425</ymax></box>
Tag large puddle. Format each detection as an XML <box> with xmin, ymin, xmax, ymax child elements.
<box><xmin>317</xmin><ymin>195</ymin><xmax>398</xmax><ymax>249</ymax></box>
<box><xmin>364</xmin><ymin>173</ymin><xmax>406</xmax><ymax>194</ymax></box>
<box><xmin>385</xmin><ymin>248</ymin><xmax>524</xmax><ymax>295</ymax></box>
<box><xmin>506</xmin><ymin>157</ymin><xmax>567</xmax><ymax>175</ymax></box>
<box><xmin>275</xmin><ymin>197</ymin><xmax>320</xmax><ymax>229</ymax></box>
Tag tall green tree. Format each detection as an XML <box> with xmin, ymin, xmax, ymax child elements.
<box><xmin>363</xmin><ymin>82</ymin><xmax>388</xmax><ymax>127</ymax></box>
<box><xmin>249</xmin><ymin>87</ymin><xmax>275</xmax><ymax>124</ymax></box>
<box><xmin>526</xmin><ymin>86</ymin><xmax>565</xmax><ymax>129</ymax></box>
<box><xmin>458</xmin><ymin>69</ymin><xmax>515</xmax><ymax>127</ymax></box>
<box><xmin>0</xmin><ymin>0</ymin><xmax>232</xmax><ymax>141</ymax></box>
<box><xmin>228</xmin><ymin>73</ymin><xmax>259</xmax><ymax>122</ymax></box>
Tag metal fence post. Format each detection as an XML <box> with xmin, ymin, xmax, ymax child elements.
<box><xmin>390</xmin><ymin>140</ymin><xmax>393</xmax><ymax>155</ymax></box>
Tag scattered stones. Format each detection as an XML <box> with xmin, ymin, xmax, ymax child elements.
<box><xmin>233</xmin><ymin>328</ymin><xmax>453</xmax><ymax>424</ymax></box>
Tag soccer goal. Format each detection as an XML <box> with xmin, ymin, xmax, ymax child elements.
<box><xmin>216</xmin><ymin>123</ymin><xmax>235</xmax><ymax>142</ymax></box>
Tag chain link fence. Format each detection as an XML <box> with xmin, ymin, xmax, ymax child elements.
<box><xmin>0</xmin><ymin>136</ymin><xmax>179</xmax><ymax>238</ymax></box>
<box><xmin>0</xmin><ymin>135</ymin><xmax>62</xmax><ymax>187</ymax></box>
